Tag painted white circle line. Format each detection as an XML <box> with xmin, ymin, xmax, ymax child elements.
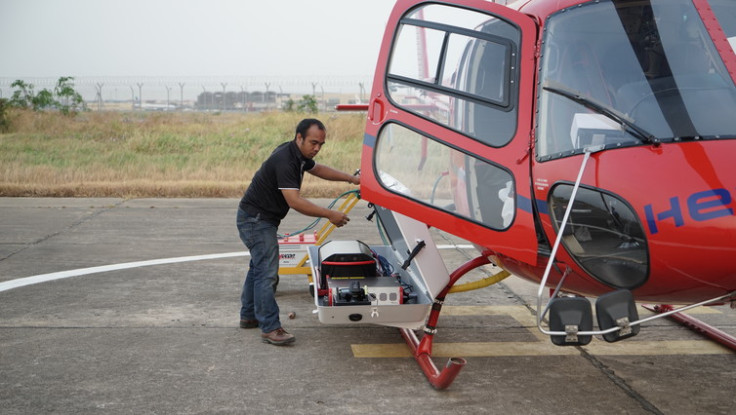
<box><xmin>0</xmin><ymin>251</ymin><xmax>249</xmax><ymax>293</ymax></box>
<box><xmin>0</xmin><ymin>244</ymin><xmax>473</xmax><ymax>293</ymax></box>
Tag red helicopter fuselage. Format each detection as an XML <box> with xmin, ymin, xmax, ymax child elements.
<box><xmin>359</xmin><ymin>0</ymin><xmax>736</xmax><ymax>304</ymax></box>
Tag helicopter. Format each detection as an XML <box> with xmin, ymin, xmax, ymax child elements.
<box><xmin>323</xmin><ymin>0</ymin><xmax>736</xmax><ymax>388</ymax></box>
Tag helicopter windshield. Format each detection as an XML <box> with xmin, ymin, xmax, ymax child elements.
<box><xmin>536</xmin><ymin>0</ymin><xmax>736</xmax><ymax>160</ymax></box>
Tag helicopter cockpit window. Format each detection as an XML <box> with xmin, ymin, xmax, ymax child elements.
<box><xmin>536</xmin><ymin>0</ymin><xmax>736</xmax><ymax>161</ymax></box>
<box><xmin>374</xmin><ymin>123</ymin><xmax>515</xmax><ymax>230</ymax></box>
<box><xmin>386</xmin><ymin>4</ymin><xmax>520</xmax><ymax>147</ymax></box>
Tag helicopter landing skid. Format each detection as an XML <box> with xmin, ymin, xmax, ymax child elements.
<box><xmin>399</xmin><ymin>255</ymin><xmax>493</xmax><ymax>390</ymax></box>
<box><xmin>642</xmin><ymin>304</ymin><xmax>736</xmax><ymax>352</ymax></box>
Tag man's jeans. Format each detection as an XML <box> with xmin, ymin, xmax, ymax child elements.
<box><xmin>237</xmin><ymin>207</ymin><xmax>281</xmax><ymax>333</ymax></box>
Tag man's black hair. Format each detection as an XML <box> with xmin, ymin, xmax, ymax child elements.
<box><xmin>294</xmin><ymin>118</ymin><xmax>326</xmax><ymax>140</ymax></box>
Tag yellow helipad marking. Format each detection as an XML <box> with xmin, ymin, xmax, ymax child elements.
<box><xmin>351</xmin><ymin>341</ymin><xmax>580</xmax><ymax>358</ymax></box>
<box><xmin>351</xmin><ymin>340</ymin><xmax>731</xmax><ymax>358</ymax></box>
<box><xmin>582</xmin><ymin>340</ymin><xmax>731</xmax><ymax>355</ymax></box>
<box><xmin>351</xmin><ymin>305</ymin><xmax>733</xmax><ymax>358</ymax></box>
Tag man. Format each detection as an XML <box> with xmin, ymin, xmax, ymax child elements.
<box><xmin>237</xmin><ymin>118</ymin><xmax>360</xmax><ymax>345</ymax></box>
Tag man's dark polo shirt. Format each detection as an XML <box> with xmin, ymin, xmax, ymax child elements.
<box><xmin>239</xmin><ymin>140</ymin><xmax>315</xmax><ymax>225</ymax></box>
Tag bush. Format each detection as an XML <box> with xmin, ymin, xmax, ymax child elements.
<box><xmin>297</xmin><ymin>95</ymin><xmax>318</xmax><ymax>113</ymax></box>
<box><xmin>0</xmin><ymin>98</ymin><xmax>9</xmax><ymax>132</ymax></box>
<box><xmin>283</xmin><ymin>95</ymin><xmax>318</xmax><ymax>114</ymax></box>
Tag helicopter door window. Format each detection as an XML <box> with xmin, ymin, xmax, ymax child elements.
<box><xmin>389</xmin><ymin>25</ymin><xmax>445</xmax><ymax>83</ymax></box>
<box><xmin>386</xmin><ymin>4</ymin><xmax>521</xmax><ymax>148</ymax></box>
<box><xmin>374</xmin><ymin>122</ymin><xmax>515</xmax><ymax>230</ymax></box>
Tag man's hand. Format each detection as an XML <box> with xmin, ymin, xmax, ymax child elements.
<box><xmin>283</xmin><ymin>189</ymin><xmax>352</xmax><ymax>227</ymax></box>
<box><xmin>328</xmin><ymin>210</ymin><xmax>350</xmax><ymax>227</ymax></box>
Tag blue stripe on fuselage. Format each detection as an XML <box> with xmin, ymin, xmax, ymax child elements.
<box><xmin>363</xmin><ymin>133</ymin><xmax>376</xmax><ymax>149</ymax></box>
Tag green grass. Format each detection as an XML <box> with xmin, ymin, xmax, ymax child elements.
<box><xmin>0</xmin><ymin>110</ymin><xmax>366</xmax><ymax>198</ymax></box>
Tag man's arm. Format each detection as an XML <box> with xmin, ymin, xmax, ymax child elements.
<box><xmin>308</xmin><ymin>164</ymin><xmax>360</xmax><ymax>185</ymax></box>
<box><xmin>281</xmin><ymin>189</ymin><xmax>350</xmax><ymax>227</ymax></box>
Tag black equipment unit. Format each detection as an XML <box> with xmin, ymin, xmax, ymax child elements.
<box><xmin>318</xmin><ymin>240</ymin><xmax>377</xmax><ymax>281</ymax></box>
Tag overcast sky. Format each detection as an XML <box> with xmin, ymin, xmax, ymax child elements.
<box><xmin>0</xmin><ymin>0</ymin><xmax>397</xmax><ymax>80</ymax></box>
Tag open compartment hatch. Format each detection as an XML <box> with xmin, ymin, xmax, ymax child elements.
<box><xmin>308</xmin><ymin>205</ymin><xmax>450</xmax><ymax>329</ymax></box>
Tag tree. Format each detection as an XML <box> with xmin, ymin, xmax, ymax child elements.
<box><xmin>54</xmin><ymin>76</ymin><xmax>85</xmax><ymax>115</ymax></box>
<box><xmin>8</xmin><ymin>77</ymin><xmax>86</xmax><ymax>115</ymax></box>
<box><xmin>9</xmin><ymin>80</ymin><xmax>36</xmax><ymax>109</ymax></box>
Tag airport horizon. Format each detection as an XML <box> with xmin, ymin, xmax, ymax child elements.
<box><xmin>0</xmin><ymin>74</ymin><xmax>374</xmax><ymax>104</ymax></box>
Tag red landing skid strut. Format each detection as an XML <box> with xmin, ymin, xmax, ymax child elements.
<box><xmin>642</xmin><ymin>304</ymin><xmax>736</xmax><ymax>351</ymax></box>
<box><xmin>399</xmin><ymin>255</ymin><xmax>491</xmax><ymax>390</ymax></box>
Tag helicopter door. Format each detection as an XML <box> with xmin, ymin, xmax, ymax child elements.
<box><xmin>360</xmin><ymin>0</ymin><xmax>538</xmax><ymax>264</ymax></box>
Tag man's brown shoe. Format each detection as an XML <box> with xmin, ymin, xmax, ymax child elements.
<box><xmin>261</xmin><ymin>328</ymin><xmax>295</xmax><ymax>345</ymax></box>
<box><xmin>240</xmin><ymin>319</ymin><xmax>258</xmax><ymax>329</ymax></box>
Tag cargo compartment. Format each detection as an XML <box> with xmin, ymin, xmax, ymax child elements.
<box><xmin>308</xmin><ymin>207</ymin><xmax>450</xmax><ymax>329</ymax></box>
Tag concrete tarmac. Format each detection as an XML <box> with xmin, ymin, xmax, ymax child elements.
<box><xmin>1</xmin><ymin>197</ymin><xmax>735</xmax><ymax>414</ymax></box>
